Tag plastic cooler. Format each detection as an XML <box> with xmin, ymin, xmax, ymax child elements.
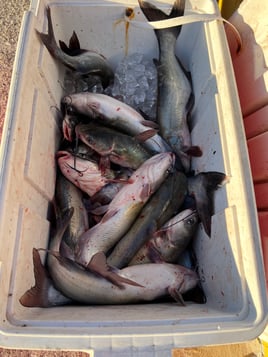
<box><xmin>0</xmin><ymin>0</ymin><xmax>267</xmax><ymax>355</ymax></box>
<box><xmin>224</xmin><ymin>0</ymin><xmax>268</xmax><ymax>345</ymax></box>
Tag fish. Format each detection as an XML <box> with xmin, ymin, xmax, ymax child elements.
<box><xmin>55</xmin><ymin>172</ymin><xmax>89</xmax><ymax>250</ymax></box>
<box><xmin>59</xmin><ymin>30</ymin><xmax>88</xmax><ymax>56</ymax></box>
<box><xmin>74</xmin><ymin>152</ymin><xmax>175</xmax><ymax>282</ymax></box>
<box><xmin>61</xmin><ymin>92</ymin><xmax>171</xmax><ymax>153</ymax></box>
<box><xmin>177</xmin><ymin>247</ymin><xmax>207</xmax><ymax>304</ymax></box>
<box><xmin>46</xmin><ymin>248</ymin><xmax>198</xmax><ymax>305</ymax></box>
<box><xmin>57</xmin><ymin>150</ymin><xmax>115</xmax><ymax>197</ymax></box>
<box><xmin>46</xmin><ymin>207</ymin><xmax>142</xmax><ymax>291</ymax></box>
<box><xmin>129</xmin><ymin>208</ymin><xmax>199</xmax><ymax>265</ymax></box>
<box><xmin>51</xmin><ymin>253</ymin><xmax>198</xmax><ymax>305</ymax></box>
<box><xmin>19</xmin><ymin>248</ymin><xmax>73</xmax><ymax>307</ymax></box>
<box><xmin>138</xmin><ymin>0</ymin><xmax>201</xmax><ymax>172</ymax></box>
<box><xmin>90</xmin><ymin>168</ymin><xmax>133</xmax><ymax>206</ymax></box>
<box><xmin>187</xmin><ymin>172</ymin><xmax>227</xmax><ymax>237</ymax></box>
<box><xmin>107</xmin><ymin>170</ymin><xmax>187</xmax><ymax>268</ymax></box>
<box><xmin>36</xmin><ymin>6</ymin><xmax>114</xmax><ymax>88</ymax></box>
<box><xmin>75</xmin><ymin>122</ymin><xmax>152</xmax><ymax>170</ymax></box>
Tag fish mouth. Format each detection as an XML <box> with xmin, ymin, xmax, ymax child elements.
<box><xmin>61</xmin><ymin>95</ymin><xmax>73</xmax><ymax>107</ymax></box>
<box><xmin>56</xmin><ymin>150</ymin><xmax>70</xmax><ymax>159</ymax></box>
<box><xmin>62</xmin><ymin>120</ymin><xmax>73</xmax><ymax>142</ymax></box>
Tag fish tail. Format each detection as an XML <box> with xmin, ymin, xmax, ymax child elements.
<box><xmin>36</xmin><ymin>6</ymin><xmax>59</xmax><ymax>58</ymax></box>
<box><xmin>138</xmin><ymin>0</ymin><xmax>185</xmax><ymax>35</ymax></box>
<box><xmin>188</xmin><ymin>172</ymin><xmax>226</xmax><ymax>237</ymax></box>
<box><xmin>19</xmin><ymin>248</ymin><xmax>50</xmax><ymax>307</ymax></box>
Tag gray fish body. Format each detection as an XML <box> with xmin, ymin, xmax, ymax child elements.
<box><xmin>46</xmin><ymin>205</ymin><xmax>198</xmax><ymax>305</ymax></box>
<box><xmin>55</xmin><ymin>173</ymin><xmax>89</xmax><ymax>250</ymax></box>
<box><xmin>129</xmin><ymin>209</ymin><xmax>199</xmax><ymax>265</ymax></box>
<box><xmin>74</xmin><ymin>152</ymin><xmax>175</xmax><ymax>268</ymax></box>
<box><xmin>47</xmin><ymin>253</ymin><xmax>198</xmax><ymax>304</ymax></box>
<box><xmin>138</xmin><ymin>0</ymin><xmax>192</xmax><ymax>171</ymax></box>
<box><xmin>36</xmin><ymin>7</ymin><xmax>114</xmax><ymax>87</ymax></box>
<box><xmin>61</xmin><ymin>92</ymin><xmax>171</xmax><ymax>153</ymax></box>
<box><xmin>157</xmin><ymin>31</ymin><xmax>192</xmax><ymax>168</ymax></box>
<box><xmin>90</xmin><ymin>168</ymin><xmax>133</xmax><ymax>205</ymax></box>
<box><xmin>76</xmin><ymin>123</ymin><xmax>151</xmax><ymax>169</ymax></box>
<box><xmin>107</xmin><ymin>171</ymin><xmax>187</xmax><ymax>268</ymax></box>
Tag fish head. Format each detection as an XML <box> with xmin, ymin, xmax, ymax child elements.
<box><xmin>73</xmin><ymin>142</ymin><xmax>97</xmax><ymax>161</ymax></box>
<box><xmin>143</xmin><ymin>152</ymin><xmax>175</xmax><ymax>186</ymax></box>
<box><xmin>61</xmin><ymin>93</ymin><xmax>98</xmax><ymax>118</ymax></box>
<box><xmin>76</xmin><ymin>123</ymin><xmax>111</xmax><ymax>154</ymax></box>
<box><xmin>182</xmin><ymin>209</ymin><xmax>199</xmax><ymax>237</ymax></box>
<box><xmin>57</xmin><ymin>150</ymin><xmax>114</xmax><ymax>196</ymax></box>
<box><xmin>57</xmin><ymin>150</ymin><xmax>94</xmax><ymax>179</ymax></box>
<box><xmin>156</xmin><ymin>208</ymin><xmax>198</xmax><ymax>247</ymax></box>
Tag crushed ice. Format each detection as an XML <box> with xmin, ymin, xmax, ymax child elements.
<box><xmin>63</xmin><ymin>53</ymin><xmax>158</xmax><ymax>120</ymax></box>
<box><xmin>105</xmin><ymin>53</ymin><xmax>158</xmax><ymax>120</ymax></box>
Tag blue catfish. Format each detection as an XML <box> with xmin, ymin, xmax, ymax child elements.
<box><xmin>36</xmin><ymin>6</ymin><xmax>114</xmax><ymax>88</ymax></box>
<box><xmin>138</xmin><ymin>0</ymin><xmax>201</xmax><ymax>171</ymax></box>
<box><xmin>74</xmin><ymin>152</ymin><xmax>175</xmax><ymax>282</ymax></box>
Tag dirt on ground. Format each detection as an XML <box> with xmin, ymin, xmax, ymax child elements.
<box><xmin>0</xmin><ymin>0</ymin><xmax>30</xmax><ymax>141</ymax></box>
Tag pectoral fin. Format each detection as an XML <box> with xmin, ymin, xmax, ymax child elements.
<box><xmin>87</xmin><ymin>252</ymin><xmax>144</xmax><ymax>288</ymax></box>
<box><xmin>135</xmin><ymin>129</ymin><xmax>158</xmax><ymax>142</ymax></box>
<box><xmin>168</xmin><ymin>282</ymin><xmax>186</xmax><ymax>306</ymax></box>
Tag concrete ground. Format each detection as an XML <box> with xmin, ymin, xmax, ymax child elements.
<box><xmin>0</xmin><ymin>0</ymin><xmax>265</xmax><ymax>355</ymax></box>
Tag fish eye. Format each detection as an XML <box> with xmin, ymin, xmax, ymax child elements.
<box><xmin>186</xmin><ymin>217</ymin><xmax>196</xmax><ymax>225</ymax></box>
<box><xmin>67</xmin><ymin>105</ymin><xmax>75</xmax><ymax>114</ymax></box>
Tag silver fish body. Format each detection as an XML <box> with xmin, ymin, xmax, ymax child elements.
<box><xmin>74</xmin><ymin>152</ymin><xmax>175</xmax><ymax>269</ymax></box>
<box><xmin>90</xmin><ymin>168</ymin><xmax>133</xmax><ymax>205</ymax></box>
<box><xmin>129</xmin><ymin>208</ymin><xmax>199</xmax><ymax>265</ymax></box>
<box><xmin>107</xmin><ymin>170</ymin><xmax>187</xmax><ymax>268</ymax></box>
<box><xmin>61</xmin><ymin>92</ymin><xmax>171</xmax><ymax>153</ymax></box>
<box><xmin>50</xmin><ymin>257</ymin><xmax>198</xmax><ymax>305</ymax></box>
<box><xmin>45</xmin><ymin>207</ymin><xmax>197</xmax><ymax>305</ymax></box>
<box><xmin>138</xmin><ymin>0</ymin><xmax>193</xmax><ymax>171</ymax></box>
<box><xmin>55</xmin><ymin>172</ymin><xmax>89</xmax><ymax>250</ymax></box>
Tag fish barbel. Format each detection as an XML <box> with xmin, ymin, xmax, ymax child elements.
<box><xmin>57</xmin><ymin>150</ymin><xmax>115</xmax><ymax>196</ymax></box>
<box><xmin>76</xmin><ymin>122</ymin><xmax>152</xmax><ymax>169</ymax></box>
<box><xmin>129</xmin><ymin>208</ymin><xmax>199</xmax><ymax>265</ymax></box>
<box><xmin>61</xmin><ymin>92</ymin><xmax>171</xmax><ymax>153</ymax></box>
<box><xmin>107</xmin><ymin>170</ymin><xmax>187</xmax><ymax>268</ymax></box>
<box><xmin>36</xmin><ymin>6</ymin><xmax>114</xmax><ymax>88</ymax></box>
<box><xmin>138</xmin><ymin>0</ymin><xmax>200</xmax><ymax>171</ymax></box>
<box><xmin>74</xmin><ymin>152</ymin><xmax>175</xmax><ymax>277</ymax></box>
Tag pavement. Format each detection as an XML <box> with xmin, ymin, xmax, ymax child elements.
<box><xmin>0</xmin><ymin>0</ymin><xmax>265</xmax><ymax>356</ymax></box>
